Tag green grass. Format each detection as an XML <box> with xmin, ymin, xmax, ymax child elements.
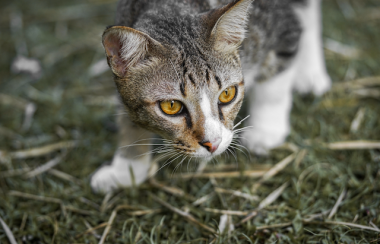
<box><xmin>0</xmin><ymin>0</ymin><xmax>380</xmax><ymax>243</ymax></box>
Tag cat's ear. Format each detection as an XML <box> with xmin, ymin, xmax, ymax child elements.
<box><xmin>203</xmin><ymin>0</ymin><xmax>253</xmax><ymax>52</ymax></box>
<box><xmin>102</xmin><ymin>26</ymin><xmax>164</xmax><ymax>77</ymax></box>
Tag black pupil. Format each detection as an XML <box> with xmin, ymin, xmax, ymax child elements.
<box><xmin>225</xmin><ymin>90</ymin><xmax>228</xmax><ymax>96</ymax></box>
<box><xmin>171</xmin><ymin>101</ymin><xmax>174</xmax><ymax>108</ymax></box>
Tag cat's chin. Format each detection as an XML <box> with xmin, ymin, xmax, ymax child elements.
<box><xmin>189</xmin><ymin>148</ymin><xmax>225</xmax><ymax>158</ymax></box>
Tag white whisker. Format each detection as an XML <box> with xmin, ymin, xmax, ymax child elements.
<box><xmin>187</xmin><ymin>157</ymin><xmax>194</xmax><ymax>172</ymax></box>
<box><xmin>229</xmin><ymin>144</ymin><xmax>250</xmax><ymax>161</ymax></box>
<box><xmin>155</xmin><ymin>150</ymin><xmax>177</xmax><ymax>162</ymax></box>
<box><xmin>143</xmin><ymin>149</ymin><xmax>175</xmax><ymax>158</ymax></box>
<box><xmin>233</xmin><ymin>115</ymin><xmax>250</xmax><ymax>129</ymax></box>
<box><xmin>171</xmin><ymin>155</ymin><xmax>187</xmax><ymax>177</ymax></box>
<box><xmin>233</xmin><ymin>126</ymin><xmax>254</xmax><ymax>133</ymax></box>
<box><xmin>212</xmin><ymin>157</ymin><xmax>220</xmax><ymax>167</ymax></box>
<box><xmin>154</xmin><ymin>152</ymin><xmax>182</xmax><ymax>174</ymax></box>
<box><xmin>119</xmin><ymin>143</ymin><xmax>171</xmax><ymax>149</ymax></box>
<box><xmin>227</xmin><ymin>148</ymin><xmax>238</xmax><ymax>164</ymax></box>
<box><xmin>230</xmin><ymin>142</ymin><xmax>251</xmax><ymax>157</ymax></box>
<box><xmin>232</xmin><ymin>136</ymin><xmax>249</xmax><ymax>142</ymax></box>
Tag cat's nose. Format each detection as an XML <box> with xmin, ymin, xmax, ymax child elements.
<box><xmin>200</xmin><ymin>138</ymin><xmax>222</xmax><ymax>153</ymax></box>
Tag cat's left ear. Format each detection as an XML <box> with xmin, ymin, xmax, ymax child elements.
<box><xmin>202</xmin><ymin>0</ymin><xmax>253</xmax><ymax>53</ymax></box>
<box><xmin>102</xmin><ymin>26</ymin><xmax>165</xmax><ymax>78</ymax></box>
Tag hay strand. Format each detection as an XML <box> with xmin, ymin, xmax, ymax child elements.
<box><xmin>204</xmin><ymin>208</ymin><xmax>249</xmax><ymax>216</ymax></box>
<box><xmin>172</xmin><ymin>170</ymin><xmax>266</xmax><ymax>179</ymax></box>
<box><xmin>98</xmin><ymin>210</ymin><xmax>117</xmax><ymax>244</ymax></box>
<box><xmin>251</xmin><ymin>153</ymin><xmax>296</xmax><ymax>192</ymax></box>
<box><xmin>10</xmin><ymin>141</ymin><xmax>77</xmax><ymax>159</ymax></box>
<box><xmin>149</xmin><ymin>178</ymin><xmax>196</xmax><ymax>201</ymax></box>
<box><xmin>149</xmin><ymin>193</ymin><xmax>217</xmax><ymax>234</ymax></box>
<box><xmin>327</xmin><ymin>140</ymin><xmax>380</xmax><ymax>150</ymax></box>
<box><xmin>214</xmin><ymin>187</ymin><xmax>259</xmax><ymax>201</ymax></box>
<box><xmin>24</xmin><ymin>152</ymin><xmax>66</xmax><ymax>178</ymax></box>
<box><xmin>327</xmin><ymin>188</ymin><xmax>346</xmax><ymax>219</ymax></box>
<box><xmin>240</xmin><ymin>182</ymin><xmax>289</xmax><ymax>225</ymax></box>
<box><xmin>0</xmin><ymin>216</ymin><xmax>17</xmax><ymax>244</ymax></box>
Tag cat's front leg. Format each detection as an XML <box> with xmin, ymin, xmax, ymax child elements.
<box><xmin>292</xmin><ymin>0</ymin><xmax>331</xmax><ymax>96</ymax></box>
<box><xmin>90</xmin><ymin>112</ymin><xmax>154</xmax><ymax>193</ymax></box>
<box><xmin>243</xmin><ymin>67</ymin><xmax>296</xmax><ymax>155</ymax></box>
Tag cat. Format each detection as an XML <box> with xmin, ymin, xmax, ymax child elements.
<box><xmin>90</xmin><ymin>0</ymin><xmax>331</xmax><ymax>193</ymax></box>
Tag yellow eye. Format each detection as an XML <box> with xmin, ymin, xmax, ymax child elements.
<box><xmin>219</xmin><ymin>86</ymin><xmax>236</xmax><ymax>104</ymax></box>
<box><xmin>160</xmin><ymin>100</ymin><xmax>183</xmax><ymax>115</ymax></box>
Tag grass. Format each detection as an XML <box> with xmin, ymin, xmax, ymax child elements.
<box><xmin>0</xmin><ymin>0</ymin><xmax>380</xmax><ymax>243</ymax></box>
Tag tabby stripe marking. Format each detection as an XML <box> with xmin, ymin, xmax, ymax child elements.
<box><xmin>215</xmin><ymin>76</ymin><xmax>222</xmax><ymax>89</ymax></box>
<box><xmin>188</xmin><ymin>74</ymin><xmax>195</xmax><ymax>85</ymax></box>
<box><xmin>206</xmin><ymin>69</ymin><xmax>210</xmax><ymax>83</ymax></box>
<box><xmin>180</xmin><ymin>81</ymin><xmax>186</xmax><ymax>96</ymax></box>
<box><xmin>218</xmin><ymin>106</ymin><xmax>224</xmax><ymax>121</ymax></box>
<box><xmin>184</xmin><ymin>112</ymin><xmax>192</xmax><ymax>130</ymax></box>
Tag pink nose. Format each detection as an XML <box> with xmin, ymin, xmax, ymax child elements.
<box><xmin>200</xmin><ymin>138</ymin><xmax>222</xmax><ymax>153</ymax></box>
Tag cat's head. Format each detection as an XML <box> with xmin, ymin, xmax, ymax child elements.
<box><xmin>102</xmin><ymin>0</ymin><xmax>252</xmax><ymax>159</ymax></box>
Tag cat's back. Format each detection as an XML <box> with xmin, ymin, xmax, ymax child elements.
<box><xmin>114</xmin><ymin>0</ymin><xmax>307</xmax><ymax>32</ymax></box>
<box><xmin>115</xmin><ymin>0</ymin><xmax>212</xmax><ymax>27</ymax></box>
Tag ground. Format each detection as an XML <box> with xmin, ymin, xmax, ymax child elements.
<box><xmin>0</xmin><ymin>0</ymin><xmax>379</xmax><ymax>243</ymax></box>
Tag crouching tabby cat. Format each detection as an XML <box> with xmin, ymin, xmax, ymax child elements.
<box><xmin>91</xmin><ymin>0</ymin><xmax>331</xmax><ymax>193</ymax></box>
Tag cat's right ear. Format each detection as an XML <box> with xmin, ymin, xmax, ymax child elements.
<box><xmin>102</xmin><ymin>26</ymin><xmax>164</xmax><ymax>78</ymax></box>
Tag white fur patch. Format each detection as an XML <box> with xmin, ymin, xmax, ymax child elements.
<box><xmin>242</xmin><ymin>0</ymin><xmax>331</xmax><ymax>155</ymax></box>
<box><xmin>292</xmin><ymin>0</ymin><xmax>331</xmax><ymax>95</ymax></box>
<box><xmin>196</xmin><ymin>92</ymin><xmax>233</xmax><ymax>157</ymax></box>
<box><xmin>91</xmin><ymin>153</ymin><xmax>151</xmax><ymax>193</ymax></box>
<box><xmin>243</xmin><ymin>64</ymin><xmax>296</xmax><ymax>154</ymax></box>
<box><xmin>200</xmin><ymin>92</ymin><xmax>213</xmax><ymax>118</ymax></box>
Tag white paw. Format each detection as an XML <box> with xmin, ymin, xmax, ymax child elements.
<box><xmin>91</xmin><ymin>165</ymin><xmax>121</xmax><ymax>193</ymax></box>
<box><xmin>90</xmin><ymin>154</ymin><xmax>151</xmax><ymax>194</ymax></box>
<box><xmin>242</xmin><ymin>127</ymin><xmax>289</xmax><ymax>155</ymax></box>
<box><xmin>294</xmin><ymin>70</ymin><xmax>331</xmax><ymax>96</ymax></box>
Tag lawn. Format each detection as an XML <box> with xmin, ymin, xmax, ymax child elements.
<box><xmin>0</xmin><ymin>0</ymin><xmax>379</xmax><ymax>243</ymax></box>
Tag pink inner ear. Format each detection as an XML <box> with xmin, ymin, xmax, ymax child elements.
<box><xmin>104</xmin><ymin>33</ymin><xmax>128</xmax><ymax>77</ymax></box>
<box><xmin>104</xmin><ymin>34</ymin><xmax>122</xmax><ymax>57</ymax></box>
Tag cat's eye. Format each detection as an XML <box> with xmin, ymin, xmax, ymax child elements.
<box><xmin>219</xmin><ymin>86</ymin><xmax>237</xmax><ymax>104</ymax></box>
<box><xmin>160</xmin><ymin>100</ymin><xmax>183</xmax><ymax>115</ymax></box>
